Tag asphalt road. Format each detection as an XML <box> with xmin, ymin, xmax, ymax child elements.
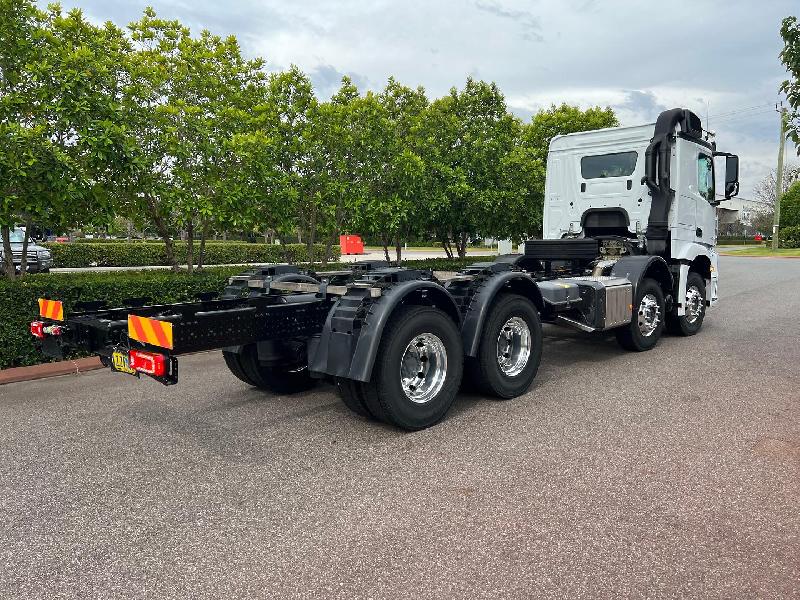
<box><xmin>1</xmin><ymin>256</ymin><xmax>798</xmax><ymax>599</ymax></box>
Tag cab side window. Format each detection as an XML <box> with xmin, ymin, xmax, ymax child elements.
<box><xmin>697</xmin><ymin>154</ymin><xmax>714</xmax><ymax>203</ymax></box>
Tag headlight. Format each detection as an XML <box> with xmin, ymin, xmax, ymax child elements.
<box><xmin>37</xmin><ymin>249</ymin><xmax>51</xmax><ymax>259</ymax></box>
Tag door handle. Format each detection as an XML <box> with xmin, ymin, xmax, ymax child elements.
<box><xmin>696</xmin><ymin>228</ymin><xmax>703</xmax><ymax>237</ymax></box>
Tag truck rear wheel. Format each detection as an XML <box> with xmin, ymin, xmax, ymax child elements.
<box><xmin>358</xmin><ymin>305</ymin><xmax>463</xmax><ymax>431</ymax></box>
<box><xmin>223</xmin><ymin>350</ymin><xmax>256</xmax><ymax>386</ymax></box>
<box><xmin>468</xmin><ymin>294</ymin><xmax>543</xmax><ymax>399</ymax></box>
<box><xmin>224</xmin><ymin>344</ymin><xmax>317</xmax><ymax>394</ymax></box>
<box><xmin>335</xmin><ymin>377</ymin><xmax>373</xmax><ymax>419</ymax></box>
<box><xmin>666</xmin><ymin>272</ymin><xmax>706</xmax><ymax>336</ymax></box>
<box><xmin>615</xmin><ymin>277</ymin><xmax>665</xmax><ymax>352</ymax></box>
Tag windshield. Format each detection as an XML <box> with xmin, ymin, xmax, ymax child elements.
<box><xmin>5</xmin><ymin>229</ymin><xmax>26</xmax><ymax>243</ymax></box>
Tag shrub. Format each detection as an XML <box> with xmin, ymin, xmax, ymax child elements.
<box><xmin>780</xmin><ymin>181</ymin><xmax>800</xmax><ymax>229</ymax></box>
<box><xmin>778</xmin><ymin>225</ymin><xmax>800</xmax><ymax>248</ymax></box>
<box><xmin>0</xmin><ymin>256</ymin><xmax>496</xmax><ymax>369</ymax></box>
<box><xmin>42</xmin><ymin>242</ymin><xmax>339</xmax><ymax>268</ymax></box>
<box><xmin>0</xmin><ymin>268</ymin><xmax>243</xmax><ymax>369</ymax></box>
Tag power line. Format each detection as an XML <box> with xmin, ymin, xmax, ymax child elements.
<box><xmin>711</xmin><ymin>108</ymin><xmax>774</xmax><ymax>126</ymax></box>
<box><xmin>711</xmin><ymin>102</ymin><xmax>773</xmax><ymax>119</ymax></box>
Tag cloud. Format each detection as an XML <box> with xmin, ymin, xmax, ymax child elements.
<box><xmin>474</xmin><ymin>1</ymin><xmax>543</xmax><ymax>42</ymax></box>
<box><xmin>61</xmin><ymin>0</ymin><xmax>796</xmax><ymax>198</ymax></box>
<box><xmin>618</xmin><ymin>90</ymin><xmax>668</xmax><ymax>123</ymax></box>
<box><xmin>308</xmin><ymin>64</ymin><xmax>370</xmax><ymax>100</ymax></box>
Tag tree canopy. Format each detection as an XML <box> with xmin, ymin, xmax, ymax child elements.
<box><xmin>1</xmin><ymin>1</ymin><xmax>619</xmax><ymax>276</ymax></box>
<box><xmin>781</xmin><ymin>16</ymin><xmax>800</xmax><ymax>152</ymax></box>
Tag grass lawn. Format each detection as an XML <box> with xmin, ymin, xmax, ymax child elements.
<box><xmin>721</xmin><ymin>247</ymin><xmax>800</xmax><ymax>257</ymax></box>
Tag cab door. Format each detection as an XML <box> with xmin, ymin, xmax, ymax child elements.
<box><xmin>672</xmin><ymin>138</ymin><xmax>699</xmax><ymax>246</ymax></box>
<box><xmin>673</xmin><ymin>139</ymin><xmax>716</xmax><ymax>248</ymax></box>
<box><xmin>695</xmin><ymin>152</ymin><xmax>717</xmax><ymax>247</ymax></box>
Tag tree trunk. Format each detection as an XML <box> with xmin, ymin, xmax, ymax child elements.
<box><xmin>146</xmin><ymin>196</ymin><xmax>178</xmax><ymax>271</ymax></box>
<box><xmin>395</xmin><ymin>237</ymin><xmax>402</xmax><ymax>263</ymax></box>
<box><xmin>198</xmin><ymin>220</ymin><xmax>209</xmax><ymax>270</ymax></box>
<box><xmin>381</xmin><ymin>235</ymin><xmax>391</xmax><ymax>263</ymax></box>
<box><xmin>19</xmin><ymin>218</ymin><xmax>32</xmax><ymax>277</ymax></box>
<box><xmin>456</xmin><ymin>231</ymin><xmax>469</xmax><ymax>259</ymax></box>
<box><xmin>321</xmin><ymin>230</ymin><xmax>336</xmax><ymax>267</ymax></box>
<box><xmin>305</xmin><ymin>208</ymin><xmax>317</xmax><ymax>266</ymax></box>
<box><xmin>185</xmin><ymin>219</ymin><xmax>194</xmax><ymax>274</ymax></box>
<box><xmin>1</xmin><ymin>224</ymin><xmax>16</xmax><ymax>280</ymax></box>
<box><xmin>438</xmin><ymin>232</ymin><xmax>454</xmax><ymax>259</ymax></box>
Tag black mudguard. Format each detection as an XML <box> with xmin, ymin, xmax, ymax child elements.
<box><xmin>610</xmin><ymin>255</ymin><xmax>673</xmax><ymax>298</ymax></box>
<box><xmin>308</xmin><ymin>280</ymin><xmax>461</xmax><ymax>383</ymax></box>
<box><xmin>449</xmin><ymin>271</ymin><xmax>544</xmax><ymax>357</ymax></box>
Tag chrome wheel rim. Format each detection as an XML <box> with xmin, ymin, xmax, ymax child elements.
<box><xmin>496</xmin><ymin>316</ymin><xmax>531</xmax><ymax>377</ymax></box>
<box><xmin>685</xmin><ymin>285</ymin><xmax>703</xmax><ymax>324</ymax></box>
<box><xmin>637</xmin><ymin>293</ymin><xmax>661</xmax><ymax>337</ymax></box>
<box><xmin>400</xmin><ymin>333</ymin><xmax>447</xmax><ymax>404</ymax></box>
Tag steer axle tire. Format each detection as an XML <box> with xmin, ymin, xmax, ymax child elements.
<box><xmin>666</xmin><ymin>272</ymin><xmax>707</xmax><ymax>336</ymax></box>
<box><xmin>616</xmin><ymin>277</ymin><xmax>665</xmax><ymax>352</ymax></box>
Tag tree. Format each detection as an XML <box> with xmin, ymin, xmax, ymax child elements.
<box><xmin>166</xmin><ymin>30</ymin><xmax>264</xmax><ymax>271</ymax></box>
<box><xmin>0</xmin><ymin>1</ymin><xmax>130</xmax><ymax>278</ymax></box>
<box><xmin>751</xmin><ymin>210</ymin><xmax>775</xmax><ymax>235</ymax></box>
<box><xmin>307</xmin><ymin>77</ymin><xmax>362</xmax><ymax>264</ymax></box>
<box><xmin>117</xmin><ymin>10</ymin><xmax>265</xmax><ymax>271</ymax></box>
<box><xmin>753</xmin><ymin>163</ymin><xmax>800</xmax><ymax>208</ymax></box>
<box><xmin>417</xmin><ymin>78</ymin><xmax>520</xmax><ymax>258</ymax></box>
<box><xmin>780</xmin><ymin>181</ymin><xmax>800</xmax><ymax>228</ymax></box>
<box><xmin>350</xmin><ymin>78</ymin><xmax>428</xmax><ymax>262</ymax></box>
<box><xmin>525</xmin><ymin>104</ymin><xmax>618</xmax><ymax>162</ymax></box>
<box><xmin>780</xmin><ymin>16</ymin><xmax>800</xmax><ymax>152</ymax></box>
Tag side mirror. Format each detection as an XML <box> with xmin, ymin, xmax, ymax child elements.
<box><xmin>725</xmin><ymin>155</ymin><xmax>739</xmax><ymax>199</ymax></box>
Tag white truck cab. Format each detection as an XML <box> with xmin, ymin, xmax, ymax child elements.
<box><xmin>542</xmin><ymin>108</ymin><xmax>740</xmax><ymax>319</ymax></box>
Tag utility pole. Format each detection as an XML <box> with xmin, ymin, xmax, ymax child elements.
<box><xmin>772</xmin><ymin>105</ymin><xmax>789</xmax><ymax>251</ymax></box>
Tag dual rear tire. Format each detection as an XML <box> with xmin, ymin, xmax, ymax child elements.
<box><xmin>338</xmin><ymin>295</ymin><xmax>543</xmax><ymax>431</ymax></box>
<box><xmin>223</xmin><ymin>344</ymin><xmax>316</xmax><ymax>394</ymax></box>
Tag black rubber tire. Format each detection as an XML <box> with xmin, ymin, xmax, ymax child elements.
<box><xmin>223</xmin><ymin>350</ymin><xmax>256</xmax><ymax>386</ymax></box>
<box><xmin>615</xmin><ymin>277</ymin><xmax>665</xmax><ymax>352</ymax></box>
<box><xmin>359</xmin><ymin>305</ymin><xmax>463</xmax><ymax>431</ymax></box>
<box><xmin>666</xmin><ymin>272</ymin><xmax>706</xmax><ymax>336</ymax></box>
<box><xmin>467</xmin><ymin>294</ymin><xmax>543</xmax><ymax>399</ymax></box>
<box><xmin>335</xmin><ymin>377</ymin><xmax>373</xmax><ymax>419</ymax></box>
<box><xmin>230</xmin><ymin>344</ymin><xmax>317</xmax><ymax>394</ymax></box>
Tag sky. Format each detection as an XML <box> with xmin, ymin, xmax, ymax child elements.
<box><xmin>63</xmin><ymin>0</ymin><xmax>796</xmax><ymax>200</ymax></box>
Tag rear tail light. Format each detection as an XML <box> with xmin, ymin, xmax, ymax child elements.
<box><xmin>30</xmin><ymin>321</ymin><xmax>45</xmax><ymax>339</ymax></box>
<box><xmin>128</xmin><ymin>350</ymin><xmax>167</xmax><ymax>377</ymax></box>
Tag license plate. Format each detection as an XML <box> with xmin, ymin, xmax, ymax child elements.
<box><xmin>111</xmin><ymin>350</ymin><xmax>136</xmax><ymax>375</ymax></box>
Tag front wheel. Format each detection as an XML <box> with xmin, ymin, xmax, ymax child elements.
<box><xmin>666</xmin><ymin>272</ymin><xmax>706</xmax><ymax>336</ymax></box>
<box><xmin>615</xmin><ymin>277</ymin><xmax>665</xmax><ymax>352</ymax></box>
<box><xmin>355</xmin><ymin>305</ymin><xmax>463</xmax><ymax>431</ymax></box>
<box><xmin>467</xmin><ymin>294</ymin><xmax>543</xmax><ymax>399</ymax></box>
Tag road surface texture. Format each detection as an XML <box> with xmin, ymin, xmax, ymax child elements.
<box><xmin>1</xmin><ymin>256</ymin><xmax>798</xmax><ymax>599</ymax></box>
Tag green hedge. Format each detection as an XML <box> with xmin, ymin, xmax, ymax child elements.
<box><xmin>0</xmin><ymin>256</ymin><xmax>495</xmax><ymax>370</ymax></box>
<box><xmin>0</xmin><ymin>268</ymin><xmax>241</xmax><ymax>369</ymax></box>
<box><xmin>778</xmin><ymin>225</ymin><xmax>800</xmax><ymax>249</ymax></box>
<box><xmin>43</xmin><ymin>242</ymin><xmax>339</xmax><ymax>268</ymax></box>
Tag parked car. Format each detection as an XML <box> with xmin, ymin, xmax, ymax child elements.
<box><xmin>0</xmin><ymin>228</ymin><xmax>53</xmax><ymax>273</ymax></box>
